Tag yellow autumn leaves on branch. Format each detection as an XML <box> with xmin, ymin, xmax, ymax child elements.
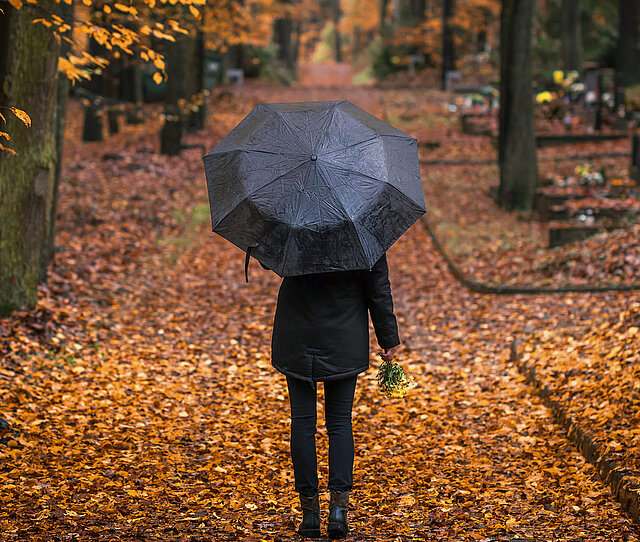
<box><xmin>1</xmin><ymin>0</ymin><xmax>279</xmax><ymax>154</ymax></box>
<box><xmin>0</xmin><ymin>107</ymin><xmax>32</xmax><ymax>155</ymax></box>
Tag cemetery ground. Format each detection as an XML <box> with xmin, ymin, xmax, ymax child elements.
<box><xmin>1</xmin><ymin>83</ymin><xmax>639</xmax><ymax>541</ymax></box>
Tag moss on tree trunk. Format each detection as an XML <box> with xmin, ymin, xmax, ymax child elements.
<box><xmin>0</xmin><ymin>0</ymin><xmax>60</xmax><ymax>314</ymax></box>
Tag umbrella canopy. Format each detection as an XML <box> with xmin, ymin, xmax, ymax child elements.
<box><xmin>202</xmin><ymin>99</ymin><xmax>426</xmax><ymax>277</ymax></box>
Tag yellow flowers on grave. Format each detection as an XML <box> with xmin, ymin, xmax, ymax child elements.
<box><xmin>553</xmin><ymin>70</ymin><xmax>564</xmax><ymax>85</ymax></box>
<box><xmin>377</xmin><ymin>359</ymin><xmax>417</xmax><ymax>398</ymax></box>
<box><xmin>536</xmin><ymin>91</ymin><xmax>554</xmax><ymax>103</ymax></box>
<box><xmin>574</xmin><ymin>163</ymin><xmax>604</xmax><ymax>186</ymax></box>
<box><xmin>552</xmin><ymin>69</ymin><xmax>580</xmax><ymax>88</ymax></box>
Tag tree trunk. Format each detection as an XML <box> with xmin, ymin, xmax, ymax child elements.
<box><xmin>498</xmin><ymin>0</ymin><xmax>538</xmax><ymax>211</ymax></box>
<box><xmin>353</xmin><ymin>24</ymin><xmax>361</xmax><ymax>61</ymax></box>
<box><xmin>82</xmin><ymin>36</ymin><xmax>105</xmax><ymax>141</ymax></box>
<box><xmin>183</xmin><ymin>32</ymin><xmax>197</xmax><ymax>131</ymax></box>
<box><xmin>293</xmin><ymin>20</ymin><xmax>301</xmax><ymax>67</ymax></box>
<box><xmin>187</xmin><ymin>25</ymin><xmax>207</xmax><ymax>132</ymax></box>
<box><xmin>274</xmin><ymin>13</ymin><xmax>294</xmax><ymax>74</ymax></box>
<box><xmin>106</xmin><ymin>56</ymin><xmax>121</xmax><ymax>135</ymax></box>
<box><xmin>410</xmin><ymin>0</ymin><xmax>426</xmax><ymax>21</ymax></box>
<box><xmin>161</xmin><ymin>37</ymin><xmax>187</xmax><ymax>156</ymax></box>
<box><xmin>561</xmin><ymin>0</ymin><xmax>583</xmax><ymax>72</ymax></box>
<box><xmin>441</xmin><ymin>0</ymin><xmax>455</xmax><ymax>90</ymax></box>
<box><xmin>332</xmin><ymin>0</ymin><xmax>342</xmax><ymax>63</ymax></box>
<box><xmin>615</xmin><ymin>0</ymin><xmax>640</xmax><ymax>107</ymax></box>
<box><xmin>44</xmin><ymin>0</ymin><xmax>73</xmax><ymax>282</ymax></box>
<box><xmin>380</xmin><ymin>0</ymin><xmax>389</xmax><ymax>32</ymax></box>
<box><xmin>0</xmin><ymin>0</ymin><xmax>60</xmax><ymax>313</ymax></box>
<box><xmin>126</xmin><ymin>53</ymin><xmax>144</xmax><ymax>124</ymax></box>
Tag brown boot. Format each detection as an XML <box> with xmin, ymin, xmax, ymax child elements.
<box><xmin>298</xmin><ymin>492</ymin><xmax>321</xmax><ymax>538</ymax></box>
<box><xmin>328</xmin><ymin>490</ymin><xmax>349</xmax><ymax>539</ymax></box>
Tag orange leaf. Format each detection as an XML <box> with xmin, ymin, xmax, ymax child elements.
<box><xmin>7</xmin><ymin>0</ymin><xmax>22</xmax><ymax>9</ymax></box>
<box><xmin>152</xmin><ymin>72</ymin><xmax>163</xmax><ymax>85</ymax></box>
<box><xmin>0</xmin><ymin>131</ymin><xmax>11</xmax><ymax>141</ymax></box>
<box><xmin>0</xmin><ymin>142</ymin><xmax>17</xmax><ymax>155</ymax></box>
<box><xmin>189</xmin><ymin>5</ymin><xmax>201</xmax><ymax>19</ymax></box>
<box><xmin>9</xmin><ymin>107</ymin><xmax>31</xmax><ymax>128</ymax></box>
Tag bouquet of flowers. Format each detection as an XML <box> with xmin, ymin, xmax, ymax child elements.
<box><xmin>377</xmin><ymin>359</ymin><xmax>417</xmax><ymax>398</ymax></box>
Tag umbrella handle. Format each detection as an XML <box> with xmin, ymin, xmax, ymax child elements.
<box><xmin>245</xmin><ymin>243</ymin><xmax>259</xmax><ymax>283</ymax></box>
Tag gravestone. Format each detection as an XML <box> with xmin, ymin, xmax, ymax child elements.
<box><xmin>444</xmin><ymin>70</ymin><xmax>461</xmax><ymax>91</ymax></box>
<box><xmin>226</xmin><ymin>68</ymin><xmax>244</xmax><ymax>88</ymax></box>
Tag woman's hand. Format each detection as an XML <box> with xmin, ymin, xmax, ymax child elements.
<box><xmin>380</xmin><ymin>346</ymin><xmax>398</xmax><ymax>362</ymax></box>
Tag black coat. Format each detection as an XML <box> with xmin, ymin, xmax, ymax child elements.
<box><xmin>270</xmin><ymin>253</ymin><xmax>400</xmax><ymax>383</ymax></box>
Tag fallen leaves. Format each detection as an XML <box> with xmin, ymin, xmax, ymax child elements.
<box><xmin>0</xmin><ymin>85</ymin><xmax>638</xmax><ymax>541</ymax></box>
<box><xmin>520</xmin><ymin>302</ymin><xmax>640</xmax><ymax>473</ymax></box>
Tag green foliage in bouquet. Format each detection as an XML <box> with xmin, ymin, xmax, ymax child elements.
<box><xmin>377</xmin><ymin>360</ymin><xmax>417</xmax><ymax>398</ymax></box>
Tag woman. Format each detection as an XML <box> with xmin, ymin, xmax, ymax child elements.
<box><xmin>270</xmin><ymin>252</ymin><xmax>400</xmax><ymax>539</ymax></box>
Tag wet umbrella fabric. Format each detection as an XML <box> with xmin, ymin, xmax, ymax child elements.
<box><xmin>202</xmin><ymin>100</ymin><xmax>426</xmax><ymax>278</ymax></box>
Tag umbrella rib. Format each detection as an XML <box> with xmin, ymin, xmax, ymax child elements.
<box><xmin>319</xmin><ymin>136</ymin><xmax>381</xmax><ymax>158</ymax></box>
<box><xmin>274</xmin><ymin>111</ymin><xmax>311</xmax><ymax>154</ymax></box>
<box><xmin>247</xmin><ymin>160</ymin><xmax>308</xmax><ymax>197</ymax></box>
<box><xmin>379</xmin><ymin>133</ymin><xmax>417</xmax><ymax>140</ymax></box>
<box><xmin>321</xmin><ymin>162</ymin><xmax>384</xmax><ymax>184</ymax></box>
<box><xmin>322</xmin><ymin>162</ymin><xmax>424</xmax><ymax>212</ymax></box>
<box><xmin>212</xmin><ymin>160</ymin><xmax>308</xmax><ymax>230</ymax></box>
<box><xmin>239</xmin><ymin>148</ymin><xmax>306</xmax><ymax>158</ymax></box>
<box><xmin>315</xmin><ymin>164</ymin><xmax>368</xmax><ymax>265</ymax></box>
<box><xmin>314</xmin><ymin>103</ymin><xmax>341</xmax><ymax>152</ymax></box>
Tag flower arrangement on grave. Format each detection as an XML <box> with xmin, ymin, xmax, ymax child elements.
<box><xmin>536</xmin><ymin>91</ymin><xmax>555</xmax><ymax>104</ymax></box>
<box><xmin>575</xmin><ymin>163</ymin><xmax>605</xmax><ymax>187</ymax></box>
<box><xmin>377</xmin><ymin>359</ymin><xmax>417</xmax><ymax>398</ymax></box>
<box><xmin>553</xmin><ymin>69</ymin><xmax>580</xmax><ymax>89</ymax></box>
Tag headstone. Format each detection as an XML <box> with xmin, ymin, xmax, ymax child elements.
<box><xmin>108</xmin><ymin>107</ymin><xmax>119</xmax><ymax>135</ymax></box>
<box><xmin>408</xmin><ymin>55</ymin><xmax>424</xmax><ymax>76</ymax></box>
<box><xmin>444</xmin><ymin>70</ymin><xmax>461</xmax><ymax>91</ymax></box>
<box><xmin>616</xmin><ymin>105</ymin><xmax>629</xmax><ymax>131</ymax></box>
<box><xmin>226</xmin><ymin>68</ymin><xmax>244</xmax><ymax>88</ymax></box>
<box><xmin>549</xmin><ymin>226</ymin><xmax>600</xmax><ymax>248</ymax></box>
<box><xmin>82</xmin><ymin>102</ymin><xmax>103</xmax><ymax>142</ymax></box>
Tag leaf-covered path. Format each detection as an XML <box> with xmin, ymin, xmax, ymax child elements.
<box><xmin>1</xmin><ymin>85</ymin><xmax>639</xmax><ymax>541</ymax></box>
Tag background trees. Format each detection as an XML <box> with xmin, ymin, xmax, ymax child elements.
<box><xmin>2</xmin><ymin>0</ymin><xmax>640</xmax><ymax>310</ymax></box>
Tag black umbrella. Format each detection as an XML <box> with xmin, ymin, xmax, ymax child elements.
<box><xmin>202</xmin><ymin>100</ymin><xmax>425</xmax><ymax>279</ymax></box>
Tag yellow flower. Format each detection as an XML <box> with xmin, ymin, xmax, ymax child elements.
<box><xmin>536</xmin><ymin>91</ymin><xmax>553</xmax><ymax>103</ymax></box>
<box><xmin>553</xmin><ymin>70</ymin><xmax>564</xmax><ymax>85</ymax></box>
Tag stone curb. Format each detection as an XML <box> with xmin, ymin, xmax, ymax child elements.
<box><xmin>510</xmin><ymin>339</ymin><xmax>640</xmax><ymax>527</ymax></box>
<box><xmin>420</xmin><ymin>216</ymin><xmax>640</xmax><ymax>294</ymax></box>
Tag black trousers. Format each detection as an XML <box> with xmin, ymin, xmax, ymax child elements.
<box><xmin>286</xmin><ymin>374</ymin><xmax>358</xmax><ymax>498</ymax></box>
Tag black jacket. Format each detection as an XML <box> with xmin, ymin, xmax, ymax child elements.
<box><xmin>271</xmin><ymin>253</ymin><xmax>400</xmax><ymax>383</ymax></box>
